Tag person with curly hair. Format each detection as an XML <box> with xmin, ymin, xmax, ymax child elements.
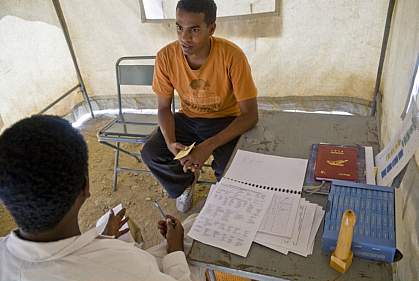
<box><xmin>0</xmin><ymin>115</ymin><xmax>201</xmax><ymax>281</ymax></box>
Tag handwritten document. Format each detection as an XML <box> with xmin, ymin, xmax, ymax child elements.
<box><xmin>188</xmin><ymin>183</ymin><xmax>273</xmax><ymax>257</ymax></box>
<box><xmin>189</xmin><ymin>150</ymin><xmax>325</xmax><ymax>257</ymax></box>
<box><xmin>258</xmin><ymin>192</ymin><xmax>301</xmax><ymax>238</ymax></box>
<box><xmin>255</xmin><ymin>199</ymin><xmax>324</xmax><ymax>257</ymax></box>
<box><xmin>222</xmin><ymin>150</ymin><xmax>308</xmax><ymax>238</ymax></box>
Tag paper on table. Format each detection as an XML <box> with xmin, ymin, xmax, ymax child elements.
<box><xmin>223</xmin><ymin>150</ymin><xmax>308</xmax><ymax>191</ymax></box>
<box><xmin>258</xmin><ymin>192</ymin><xmax>301</xmax><ymax>238</ymax></box>
<box><xmin>255</xmin><ymin>241</ymin><xmax>289</xmax><ymax>255</ymax></box>
<box><xmin>254</xmin><ymin>199</ymin><xmax>318</xmax><ymax>257</ymax></box>
<box><xmin>365</xmin><ymin>146</ymin><xmax>376</xmax><ymax>185</ymax></box>
<box><xmin>289</xmin><ymin>202</ymin><xmax>317</xmax><ymax>256</ymax></box>
<box><xmin>306</xmin><ymin>206</ymin><xmax>325</xmax><ymax>255</ymax></box>
<box><xmin>221</xmin><ymin>177</ymin><xmax>301</xmax><ymax>238</ymax></box>
<box><xmin>221</xmin><ymin>150</ymin><xmax>308</xmax><ymax>238</ymax></box>
<box><xmin>188</xmin><ymin>182</ymin><xmax>273</xmax><ymax>257</ymax></box>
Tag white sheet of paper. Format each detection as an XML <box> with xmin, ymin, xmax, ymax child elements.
<box><xmin>96</xmin><ymin>203</ymin><xmax>132</xmax><ymax>242</ymax></box>
<box><xmin>254</xmin><ymin>199</ymin><xmax>318</xmax><ymax>257</ymax></box>
<box><xmin>286</xmin><ymin>202</ymin><xmax>316</xmax><ymax>256</ymax></box>
<box><xmin>221</xmin><ymin>150</ymin><xmax>308</xmax><ymax>237</ymax></box>
<box><xmin>258</xmin><ymin>192</ymin><xmax>301</xmax><ymax>238</ymax></box>
<box><xmin>188</xmin><ymin>182</ymin><xmax>273</xmax><ymax>257</ymax></box>
<box><xmin>364</xmin><ymin>146</ymin><xmax>376</xmax><ymax>185</ymax></box>
<box><xmin>221</xmin><ymin>177</ymin><xmax>301</xmax><ymax>238</ymax></box>
<box><xmin>255</xmin><ymin>241</ymin><xmax>289</xmax><ymax>255</ymax></box>
<box><xmin>307</xmin><ymin>206</ymin><xmax>325</xmax><ymax>255</ymax></box>
<box><xmin>223</xmin><ymin>150</ymin><xmax>308</xmax><ymax>191</ymax></box>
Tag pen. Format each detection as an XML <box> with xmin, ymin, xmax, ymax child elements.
<box><xmin>153</xmin><ymin>200</ymin><xmax>166</xmax><ymax>219</ymax></box>
<box><xmin>153</xmin><ymin>200</ymin><xmax>176</xmax><ymax>226</ymax></box>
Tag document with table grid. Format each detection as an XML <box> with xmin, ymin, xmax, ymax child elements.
<box><xmin>188</xmin><ymin>150</ymin><xmax>323</xmax><ymax>257</ymax></box>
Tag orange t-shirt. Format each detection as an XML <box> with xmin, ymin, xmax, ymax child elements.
<box><xmin>152</xmin><ymin>37</ymin><xmax>257</xmax><ymax>118</ymax></box>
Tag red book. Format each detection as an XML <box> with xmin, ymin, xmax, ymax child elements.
<box><xmin>314</xmin><ymin>144</ymin><xmax>358</xmax><ymax>181</ymax></box>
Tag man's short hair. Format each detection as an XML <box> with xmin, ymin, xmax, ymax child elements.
<box><xmin>176</xmin><ymin>0</ymin><xmax>217</xmax><ymax>25</ymax></box>
<box><xmin>0</xmin><ymin>115</ymin><xmax>88</xmax><ymax>234</ymax></box>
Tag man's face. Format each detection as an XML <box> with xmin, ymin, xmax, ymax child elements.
<box><xmin>176</xmin><ymin>9</ymin><xmax>215</xmax><ymax>56</ymax></box>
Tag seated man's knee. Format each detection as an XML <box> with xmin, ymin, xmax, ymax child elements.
<box><xmin>140</xmin><ymin>141</ymin><xmax>154</xmax><ymax>165</ymax></box>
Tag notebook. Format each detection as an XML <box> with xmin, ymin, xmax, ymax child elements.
<box><xmin>314</xmin><ymin>144</ymin><xmax>358</xmax><ymax>181</ymax></box>
<box><xmin>221</xmin><ymin>150</ymin><xmax>308</xmax><ymax>238</ymax></box>
<box><xmin>188</xmin><ymin>150</ymin><xmax>309</xmax><ymax>257</ymax></box>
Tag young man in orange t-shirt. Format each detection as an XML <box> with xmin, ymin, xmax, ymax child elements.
<box><xmin>142</xmin><ymin>0</ymin><xmax>258</xmax><ymax>212</ymax></box>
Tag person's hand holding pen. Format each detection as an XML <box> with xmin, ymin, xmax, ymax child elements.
<box><xmin>154</xmin><ymin>201</ymin><xmax>185</xmax><ymax>253</ymax></box>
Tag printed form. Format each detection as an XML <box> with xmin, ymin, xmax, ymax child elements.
<box><xmin>189</xmin><ymin>150</ymin><xmax>310</xmax><ymax>257</ymax></box>
<box><xmin>188</xmin><ymin>182</ymin><xmax>273</xmax><ymax>257</ymax></box>
<box><xmin>223</xmin><ymin>150</ymin><xmax>308</xmax><ymax>238</ymax></box>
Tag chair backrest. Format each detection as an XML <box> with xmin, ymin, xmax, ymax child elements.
<box><xmin>117</xmin><ymin>64</ymin><xmax>154</xmax><ymax>86</ymax></box>
<box><xmin>115</xmin><ymin>56</ymin><xmax>175</xmax><ymax>116</ymax></box>
<box><xmin>116</xmin><ymin>56</ymin><xmax>155</xmax><ymax>116</ymax></box>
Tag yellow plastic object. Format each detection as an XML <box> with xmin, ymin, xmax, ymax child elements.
<box><xmin>330</xmin><ymin>209</ymin><xmax>356</xmax><ymax>273</ymax></box>
<box><xmin>205</xmin><ymin>271</ymin><xmax>250</xmax><ymax>281</ymax></box>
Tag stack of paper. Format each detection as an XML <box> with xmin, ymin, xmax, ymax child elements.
<box><xmin>254</xmin><ymin>198</ymin><xmax>324</xmax><ymax>256</ymax></box>
<box><xmin>188</xmin><ymin>150</ymin><xmax>324</xmax><ymax>257</ymax></box>
<box><xmin>188</xmin><ymin>181</ymin><xmax>273</xmax><ymax>257</ymax></box>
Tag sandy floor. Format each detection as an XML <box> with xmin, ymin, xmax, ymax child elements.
<box><xmin>0</xmin><ymin>116</ymin><xmax>212</xmax><ymax>248</ymax></box>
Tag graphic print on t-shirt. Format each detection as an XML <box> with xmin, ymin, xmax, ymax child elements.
<box><xmin>152</xmin><ymin>37</ymin><xmax>258</xmax><ymax>118</ymax></box>
<box><xmin>182</xmin><ymin>79</ymin><xmax>221</xmax><ymax>113</ymax></box>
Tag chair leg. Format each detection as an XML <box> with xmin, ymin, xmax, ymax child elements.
<box><xmin>112</xmin><ymin>142</ymin><xmax>121</xmax><ymax>192</ymax></box>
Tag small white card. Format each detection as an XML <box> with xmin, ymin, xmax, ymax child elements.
<box><xmin>96</xmin><ymin>203</ymin><xmax>132</xmax><ymax>242</ymax></box>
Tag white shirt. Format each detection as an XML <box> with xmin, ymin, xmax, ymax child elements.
<box><xmin>0</xmin><ymin>228</ymin><xmax>194</xmax><ymax>281</ymax></box>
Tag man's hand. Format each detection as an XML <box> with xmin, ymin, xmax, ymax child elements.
<box><xmin>157</xmin><ymin>215</ymin><xmax>184</xmax><ymax>253</ymax></box>
<box><xmin>180</xmin><ymin>141</ymin><xmax>213</xmax><ymax>173</ymax></box>
<box><xmin>102</xmin><ymin>208</ymin><xmax>129</xmax><ymax>238</ymax></box>
<box><xmin>168</xmin><ymin>142</ymin><xmax>187</xmax><ymax>157</ymax></box>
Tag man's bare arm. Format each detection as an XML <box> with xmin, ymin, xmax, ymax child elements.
<box><xmin>180</xmin><ymin>98</ymin><xmax>258</xmax><ymax>170</ymax></box>
<box><xmin>157</xmin><ymin>95</ymin><xmax>186</xmax><ymax>156</ymax></box>
<box><xmin>205</xmin><ymin>97</ymin><xmax>258</xmax><ymax>150</ymax></box>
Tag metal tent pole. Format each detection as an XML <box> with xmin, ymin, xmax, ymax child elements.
<box><xmin>370</xmin><ymin>0</ymin><xmax>396</xmax><ymax>117</ymax></box>
<box><xmin>52</xmin><ymin>0</ymin><xmax>94</xmax><ymax>119</ymax></box>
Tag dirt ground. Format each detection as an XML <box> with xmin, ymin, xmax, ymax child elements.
<box><xmin>0</xmin><ymin>116</ymin><xmax>212</xmax><ymax>248</ymax></box>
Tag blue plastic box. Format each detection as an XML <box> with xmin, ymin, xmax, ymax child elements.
<box><xmin>322</xmin><ymin>180</ymin><xmax>397</xmax><ymax>263</ymax></box>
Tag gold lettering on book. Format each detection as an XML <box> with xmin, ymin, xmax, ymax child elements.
<box><xmin>330</xmin><ymin>149</ymin><xmax>344</xmax><ymax>155</ymax></box>
<box><xmin>326</xmin><ymin>160</ymin><xmax>348</xmax><ymax>167</ymax></box>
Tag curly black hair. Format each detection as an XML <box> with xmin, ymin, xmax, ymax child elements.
<box><xmin>0</xmin><ymin>115</ymin><xmax>88</xmax><ymax>234</ymax></box>
<box><xmin>177</xmin><ymin>0</ymin><xmax>217</xmax><ymax>25</ymax></box>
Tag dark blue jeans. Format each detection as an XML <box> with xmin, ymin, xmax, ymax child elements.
<box><xmin>141</xmin><ymin>113</ymin><xmax>238</xmax><ymax>198</ymax></box>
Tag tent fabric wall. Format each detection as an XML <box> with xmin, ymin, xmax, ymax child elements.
<box><xmin>379</xmin><ymin>0</ymin><xmax>419</xmax><ymax>280</ymax></box>
<box><xmin>0</xmin><ymin>0</ymin><xmax>81</xmax><ymax>131</ymax></box>
<box><xmin>0</xmin><ymin>0</ymin><xmax>388</xmax><ymax>130</ymax></box>
<box><xmin>60</xmin><ymin>0</ymin><xmax>387</xmax><ymax>104</ymax></box>
<box><xmin>380</xmin><ymin>0</ymin><xmax>419</xmax><ymax>153</ymax></box>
